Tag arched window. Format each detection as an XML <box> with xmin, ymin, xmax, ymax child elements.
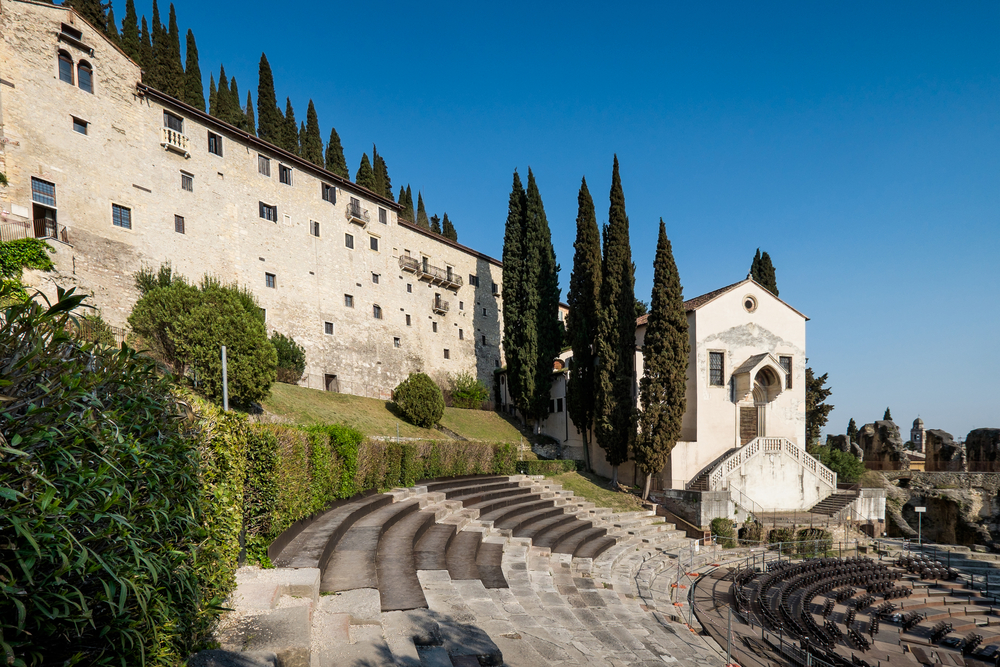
<box><xmin>373</xmin><ymin>304</ymin><xmax>382</xmax><ymax>319</ymax></box>
<box><xmin>77</xmin><ymin>60</ymin><xmax>93</xmax><ymax>93</ymax></box>
<box><xmin>58</xmin><ymin>51</ymin><xmax>73</xmax><ymax>84</ymax></box>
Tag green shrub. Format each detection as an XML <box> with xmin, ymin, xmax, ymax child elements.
<box><xmin>516</xmin><ymin>459</ymin><xmax>577</xmax><ymax>475</ymax></box>
<box><xmin>767</xmin><ymin>527</ymin><xmax>795</xmax><ymax>546</ymax></box>
<box><xmin>77</xmin><ymin>311</ymin><xmax>118</xmax><ymax>347</ymax></box>
<box><xmin>271</xmin><ymin>331</ymin><xmax>306</xmax><ymax>384</ymax></box>
<box><xmin>0</xmin><ymin>285</ymin><xmax>208</xmax><ymax>665</ymax></box>
<box><xmin>796</xmin><ymin>528</ymin><xmax>833</xmax><ymax>557</ymax></box>
<box><xmin>739</xmin><ymin>519</ymin><xmax>765</xmax><ymax>545</ymax></box>
<box><xmin>711</xmin><ymin>517</ymin><xmax>736</xmax><ymax>548</ymax></box>
<box><xmin>450</xmin><ymin>371</ymin><xmax>490</xmax><ymax>409</ymax></box>
<box><xmin>393</xmin><ymin>372</ymin><xmax>445</xmax><ymax>428</ymax></box>
<box><xmin>809</xmin><ymin>444</ymin><xmax>866</xmax><ymax>483</ymax></box>
<box><xmin>492</xmin><ymin>442</ymin><xmax>518</xmax><ymax>476</ymax></box>
<box><xmin>0</xmin><ymin>238</ymin><xmax>54</xmax><ymax>278</ymax></box>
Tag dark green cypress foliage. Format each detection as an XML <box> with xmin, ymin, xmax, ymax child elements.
<box><xmin>256</xmin><ymin>54</ymin><xmax>282</xmax><ymax>144</ymax></box>
<box><xmin>207</xmin><ymin>74</ymin><xmax>217</xmax><ymax>117</ymax></box>
<box><xmin>148</xmin><ymin>0</ymin><xmax>164</xmax><ymax>89</ymax></box>
<box><xmin>760</xmin><ymin>251</ymin><xmax>778</xmax><ymax>296</ymax></box>
<box><xmin>65</xmin><ymin>0</ymin><xmax>106</xmax><ymax>33</ymax></box>
<box><xmin>398</xmin><ymin>186</ymin><xmax>407</xmax><ymax>208</ymax></box>
<box><xmin>301</xmin><ymin>101</ymin><xmax>324</xmax><ymax>167</ymax></box>
<box><xmin>750</xmin><ymin>248</ymin><xmax>763</xmax><ymax>282</ymax></box>
<box><xmin>325</xmin><ymin>127</ymin><xmax>348</xmax><ymax>178</ymax></box>
<box><xmin>215</xmin><ymin>68</ymin><xmax>231</xmax><ymax>119</ymax></box>
<box><xmin>416</xmin><ymin>192</ymin><xmax>429</xmax><ymax>228</ymax></box>
<box><xmin>401</xmin><ymin>186</ymin><xmax>415</xmax><ymax>222</ymax></box>
<box><xmin>282</xmin><ymin>98</ymin><xmax>299</xmax><ymax>154</ymax></box>
<box><xmin>429</xmin><ymin>214</ymin><xmax>441</xmax><ymax>234</ymax></box>
<box><xmin>160</xmin><ymin>4</ymin><xmax>184</xmax><ymax>98</ymax></box>
<box><xmin>372</xmin><ymin>146</ymin><xmax>393</xmax><ymax>200</ymax></box>
<box><xmin>355</xmin><ymin>154</ymin><xmax>376</xmax><ymax>190</ymax></box>
<box><xmin>299</xmin><ymin>122</ymin><xmax>306</xmax><ymax>158</ymax></box>
<box><xmin>182</xmin><ymin>30</ymin><xmax>204</xmax><ymax>111</ymax></box>
<box><xmin>501</xmin><ymin>171</ymin><xmax>529</xmax><ymax>417</ymax></box>
<box><xmin>245</xmin><ymin>92</ymin><xmax>255</xmax><ymax>135</ymax></box>
<box><xmin>595</xmin><ymin>156</ymin><xmax>637</xmax><ymax>485</ymax></box>
<box><xmin>805</xmin><ymin>368</ymin><xmax>833</xmax><ymax>446</ymax></box>
<box><xmin>883</xmin><ymin>407</ymin><xmax>892</xmax><ymax>421</ymax></box>
<box><xmin>230</xmin><ymin>77</ymin><xmax>246</xmax><ymax>129</ymax></box>
<box><xmin>442</xmin><ymin>213</ymin><xmax>457</xmax><ymax>241</ymax></box>
<box><xmin>139</xmin><ymin>17</ymin><xmax>152</xmax><ymax>79</ymax></box>
<box><xmin>636</xmin><ymin>219</ymin><xmax>689</xmax><ymax>499</ymax></box>
<box><xmin>847</xmin><ymin>418</ymin><xmax>858</xmax><ymax>443</ymax></box>
<box><xmin>523</xmin><ymin>169</ymin><xmax>562</xmax><ymax>423</ymax></box>
<box><xmin>566</xmin><ymin>177</ymin><xmax>602</xmax><ymax>473</ymax></box>
<box><xmin>105</xmin><ymin>5</ymin><xmax>120</xmax><ymax>43</ymax></box>
<box><xmin>121</xmin><ymin>0</ymin><xmax>141</xmax><ymax>63</ymax></box>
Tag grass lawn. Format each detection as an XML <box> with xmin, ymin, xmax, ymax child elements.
<box><xmin>264</xmin><ymin>383</ymin><xmax>522</xmax><ymax>442</ymax></box>
<box><xmin>545</xmin><ymin>470</ymin><xmax>646</xmax><ymax>514</ymax></box>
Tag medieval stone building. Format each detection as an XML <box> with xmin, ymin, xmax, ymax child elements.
<box><xmin>0</xmin><ymin>0</ymin><xmax>503</xmax><ymax>398</ymax></box>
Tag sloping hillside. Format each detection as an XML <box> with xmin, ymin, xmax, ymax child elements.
<box><xmin>263</xmin><ymin>383</ymin><xmax>523</xmax><ymax>442</ymax></box>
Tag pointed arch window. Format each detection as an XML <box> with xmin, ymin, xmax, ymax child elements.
<box><xmin>58</xmin><ymin>51</ymin><xmax>73</xmax><ymax>84</ymax></box>
<box><xmin>77</xmin><ymin>60</ymin><xmax>93</xmax><ymax>93</ymax></box>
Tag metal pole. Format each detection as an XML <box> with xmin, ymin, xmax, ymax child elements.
<box><xmin>726</xmin><ymin>606</ymin><xmax>733</xmax><ymax>666</ymax></box>
<box><xmin>221</xmin><ymin>345</ymin><xmax>229</xmax><ymax>412</ymax></box>
<box><xmin>918</xmin><ymin>513</ymin><xmax>922</xmax><ymax>548</ymax></box>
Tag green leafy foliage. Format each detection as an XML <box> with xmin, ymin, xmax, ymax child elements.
<box><xmin>739</xmin><ymin>520</ymin><xmax>765</xmax><ymax>544</ymax></box>
<box><xmin>356</xmin><ymin>153</ymin><xmax>376</xmax><ymax>190</ymax></box>
<box><xmin>271</xmin><ymin>331</ymin><xmax>306</xmax><ymax>384</ymax></box>
<box><xmin>0</xmin><ymin>285</ymin><xmax>207</xmax><ymax>665</ymax></box>
<box><xmin>256</xmin><ymin>53</ymin><xmax>282</xmax><ymax>145</ymax></box>
<box><xmin>78</xmin><ymin>311</ymin><xmax>117</xmax><ymax>346</ymax></box>
<box><xmin>711</xmin><ymin>517</ymin><xmax>736</xmax><ymax>548</ymax></box>
<box><xmin>326</xmin><ymin>127</ymin><xmax>349</xmax><ymax>178</ymax></box>
<box><xmin>416</xmin><ymin>191</ymin><xmax>429</xmax><ymax>228</ymax></box>
<box><xmin>796</xmin><ymin>528</ymin><xmax>832</xmax><ymax>556</ymax></box>
<box><xmin>449</xmin><ymin>371</ymin><xmax>490</xmax><ymax>409</ymax></box>
<box><xmin>806</xmin><ymin>367</ymin><xmax>834</xmax><ymax>446</ymax></box>
<box><xmin>0</xmin><ymin>172</ymin><xmax>7</xmax><ymax>187</ymax></box>
<box><xmin>393</xmin><ymin>373</ymin><xmax>445</xmax><ymax>428</ymax></box>
<box><xmin>767</xmin><ymin>527</ymin><xmax>794</xmax><ymax>545</ymax></box>
<box><xmin>810</xmin><ymin>444</ymin><xmax>866</xmax><ymax>483</ymax></box>
<box><xmin>0</xmin><ymin>238</ymin><xmax>54</xmax><ymax>278</ymax></box>
<box><xmin>750</xmin><ymin>248</ymin><xmax>779</xmax><ymax>296</ymax></box>
<box><xmin>442</xmin><ymin>213</ymin><xmax>457</xmax><ymax>241</ymax></box>
<box><xmin>515</xmin><ymin>459</ymin><xmax>578</xmax><ymax>475</ymax></box>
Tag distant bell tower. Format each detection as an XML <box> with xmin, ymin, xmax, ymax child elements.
<box><xmin>911</xmin><ymin>417</ymin><xmax>926</xmax><ymax>453</ymax></box>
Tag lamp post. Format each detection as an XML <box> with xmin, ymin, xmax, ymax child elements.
<box><xmin>915</xmin><ymin>507</ymin><xmax>926</xmax><ymax>548</ymax></box>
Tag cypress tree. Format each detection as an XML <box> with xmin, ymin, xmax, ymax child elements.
<box><xmin>566</xmin><ymin>177</ymin><xmax>602</xmax><ymax>473</ymax></box>
<box><xmin>245</xmin><ymin>92</ymin><xmax>255</xmax><ymax>135</ymax></box>
<box><xmin>355</xmin><ymin>154</ymin><xmax>376</xmax><ymax>190</ymax></box>
<box><xmin>325</xmin><ymin>127</ymin><xmax>348</xmax><ymax>178</ymax></box>
<box><xmin>883</xmin><ymin>407</ymin><xmax>892</xmax><ymax>421</ymax></box>
<box><xmin>372</xmin><ymin>146</ymin><xmax>393</xmax><ymax>200</ymax></box>
<box><xmin>416</xmin><ymin>192</ymin><xmax>429</xmax><ymax>228</ymax></box>
<box><xmin>182</xmin><ymin>30</ymin><xmax>204</xmax><ymax>111</ymax></box>
<box><xmin>298</xmin><ymin>122</ymin><xmax>306</xmax><ymax>158</ymax></box>
<box><xmin>523</xmin><ymin>169</ymin><xmax>562</xmax><ymax>422</ymax></box>
<box><xmin>208</xmin><ymin>75</ymin><xmax>217</xmax><ymax>118</ymax></box>
<box><xmin>215</xmin><ymin>68</ymin><xmax>230</xmax><ymax>120</ymax></box>
<box><xmin>282</xmin><ymin>98</ymin><xmax>299</xmax><ymax>154</ymax></box>
<box><xmin>121</xmin><ymin>0</ymin><xmax>141</xmax><ymax>63</ymax></box>
<box><xmin>847</xmin><ymin>418</ymin><xmax>858</xmax><ymax>443</ymax></box>
<box><xmin>105</xmin><ymin>5</ymin><xmax>120</xmax><ymax>44</ymax></box>
<box><xmin>65</xmin><ymin>0</ymin><xmax>106</xmax><ymax>33</ymax></box>
<box><xmin>148</xmin><ymin>0</ymin><xmax>165</xmax><ymax>89</ymax></box>
<box><xmin>760</xmin><ymin>251</ymin><xmax>778</xmax><ymax>296</ymax></box>
<box><xmin>301</xmin><ymin>101</ymin><xmax>324</xmax><ymax>167</ymax></box>
<box><xmin>230</xmin><ymin>77</ymin><xmax>246</xmax><ymax>130</ymax></box>
<box><xmin>750</xmin><ymin>248</ymin><xmax>762</xmax><ymax>282</ymax></box>
<box><xmin>403</xmin><ymin>186</ymin><xmax>415</xmax><ymax>222</ymax></box>
<box><xmin>442</xmin><ymin>213</ymin><xmax>457</xmax><ymax>241</ymax></box>
<box><xmin>501</xmin><ymin>171</ymin><xmax>529</xmax><ymax>418</ymax></box>
<box><xmin>160</xmin><ymin>4</ymin><xmax>185</xmax><ymax>98</ymax></box>
<box><xmin>636</xmin><ymin>219</ymin><xmax>689</xmax><ymax>499</ymax></box>
<box><xmin>429</xmin><ymin>214</ymin><xmax>441</xmax><ymax>234</ymax></box>
<box><xmin>398</xmin><ymin>186</ymin><xmax>407</xmax><ymax>208</ymax></box>
<box><xmin>139</xmin><ymin>17</ymin><xmax>152</xmax><ymax>81</ymax></box>
<box><xmin>256</xmin><ymin>54</ymin><xmax>282</xmax><ymax>145</ymax></box>
<box><xmin>595</xmin><ymin>156</ymin><xmax>637</xmax><ymax>486</ymax></box>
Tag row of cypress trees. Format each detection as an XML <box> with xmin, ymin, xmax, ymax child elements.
<box><xmin>394</xmin><ymin>186</ymin><xmax>459</xmax><ymax>241</ymax></box>
<box><xmin>562</xmin><ymin>158</ymin><xmax>690</xmax><ymax>495</ymax></box>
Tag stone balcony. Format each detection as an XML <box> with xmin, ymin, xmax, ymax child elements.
<box><xmin>398</xmin><ymin>256</ymin><xmax>463</xmax><ymax>290</ymax></box>
<box><xmin>432</xmin><ymin>297</ymin><xmax>449</xmax><ymax>315</ymax></box>
<box><xmin>160</xmin><ymin>127</ymin><xmax>190</xmax><ymax>157</ymax></box>
<box><xmin>346</xmin><ymin>201</ymin><xmax>370</xmax><ymax>226</ymax></box>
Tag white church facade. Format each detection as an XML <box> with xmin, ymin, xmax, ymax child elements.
<box><xmin>502</xmin><ymin>277</ymin><xmax>841</xmax><ymax>514</ymax></box>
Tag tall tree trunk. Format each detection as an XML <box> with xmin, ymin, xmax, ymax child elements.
<box><xmin>582</xmin><ymin>426</ymin><xmax>592</xmax><ymax>473</ymax></box>
<box><xmin>611</xmin><ymin>465</ymin><xmax>618</xmax><ymax>488</ymax></box>
<box><xmin>642</xmin><ymin>472</ymin><xmax>651</xmax><ymax>500</ymax></box>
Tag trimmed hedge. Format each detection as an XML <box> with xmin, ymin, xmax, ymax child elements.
<box><xmin>516</xmin><ymin>459</ymin><xmax>579</xmax><ymax>475</ymax></box>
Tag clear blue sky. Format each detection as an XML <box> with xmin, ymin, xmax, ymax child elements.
<box><xmin>133</xmin><ymin>0</ymin><xmax>998</xmax><ymax>439</ymax></box>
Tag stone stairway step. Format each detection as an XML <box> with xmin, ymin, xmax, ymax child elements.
<box><xmin>272</xmin><ymin>493</ymin><xmax>392</xmax><ymax>569</ymax></box>
<box><xmin>447</xmin><ymin>529</ymin><xmax>484</xmax><ymax>581</ymax></box>
<box><xmin>414</xmin><ymin>523</ymin><xmax>456</xmax><ymax>571</ymax></box>
<box><xmin>322</xmin><ymin>500</ymin><xmax>419</xmax><ymax>593</ymax></box>
<box><xmin>376</xmin><ymin>509</ymin><xmax>437</xmax><ymax>612</ymax></box>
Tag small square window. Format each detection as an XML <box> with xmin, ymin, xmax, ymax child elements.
<box><xmin>163</xmin><ymin>111</ymin><xmax>183</xmax><ymax>133</ymax></box>
<box><xmin>443</xmin><ymin>349</ymin><xmax>450</xmax><ymax>359</ymax></box>
<box><xmin>459</xmin><ymin>329</ymin><xmax>464</xmax><ymax>340</ymax></box>
<box><xmin>372</xmin><ymin>273</ymin><xmax>380</xmax><ymax>284</ymax></box>
<box><xmin>324</xmin><ymin>321</ymin><xmax>334</xmax><ymax>335</ymax></box>
<box><xmin>393</xmin><ymin>337</ymin><xmax>401</xmax><ymax>348</ymax></box>
<box><xmin>258</xmin><ymin>155</ymin><xmax>270</xmax><ymax>176</ymax></box>
<box><xmin>495</xmin><ymin>359</ymin><xmax>500</xmax><ymax>368</ymax></box>
<box><xmin>459</xmin><ymin>301</ymin><xmax>464</xmax><ymax>310</ymax></box>
<box><xmin>345</xmin><ymin>233</ymin><xmax>354</xmax><ymax>249</ymax></box>
<box><xmin>310</xmin><ymin>220</ymin><xmax>320</xmax><ymax>237</ymax></box>
<box><xmin>405</xmin><ymin>314</ymin><xmax>411</xmax><ymax>326</ymax></box>
<box><xmin>72</xmin><ymin>117</ymin><xmax>88</xmax><ymax>135</ymax></box>
<box><xmin>407</xmin><ymin>283</ymin><xmax>412</xmax><ymax>293</ymax></box>
<box><xmin>344</xmin><ymin>294</ymin><xmax>354</xmax><ymax>308</ymax></box>
<box><xmin>492</xmin><ymin>282</ymin><xmax>499</xmax><ymax>295</ymax></box>
<box><xmin>370</xmin><ymin>236</ymin><xmax>379</xmax><ymax>251</ymax></box>
<box><xmin>379</xmin><ymin>207</ymin><xmax>387</xmax><ymax>224</ymax></box>
<box><xmin>482</xmin><ymin>334</ymin><xmax>486</xmax><ymax>345</ymax></box>
<box><xmin>259</xmin><ymin>202</ymin><xmax>277</xmax><ymax>222</ymax></box>
<box><xmin>279</xmin><ymin>164</ymin><xmax>292</xmax><ymax>185</ymax></box>
<box><xmin>322</xmin><ymin>182</ymin><xmax>336</xmax><ymax>203</ymax></box>
<box><xmin>112</xmin><ymin>203</ymin><xmax>131</xmax><ymax>229</ymax></box>
<box><xmin>181</xmin><ymin>171</ymin><xmax>193</xmax><ymax>191</ymax></box>
<box><xmin>432</xmin><ymin>322</ymin><xmax>438</xmax><ymax>333</ymax></box>
<box><xmin>265</xmin><ymin>272</ymin><xmax>276</xmax><ymax>289</ymax></box>
<box><xmin>482</xmin><ymin>307</ymin><xmax>487</xmax><ymax>316</ymax></box>
<box><xmin>373</xmin><ymin>304</ymin><xmax>382</xmax><ymax>319</ymax></box>
<box><xmin>208</xmin><ymin>132</ymin><xmax>223</xmax><ymax>156</ymax></box>
<box><xmin>174</xmin><ymin>215</ymin><xmax>185</xmax><ymax>234</ymax></box>
<box><xmin>557</xmin><ymin>398</ymin><xmax>564</xmax><ymax>413</ymax></box>
<box><xmin>469</xmin><ymin>274</ymin><xmax>477</xmax><ymax>287</ymax></box>
<box><xmin>709</xmin><ymin>351</ymin><xmax>725</xmax><ymax>386</ymax></box>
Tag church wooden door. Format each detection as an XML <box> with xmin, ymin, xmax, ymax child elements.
<box><xmin>740</xmin><ymin>407</ymin><xmax>758</xmax><ymax>445</ymax></box>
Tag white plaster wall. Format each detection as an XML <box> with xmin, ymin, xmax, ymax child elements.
<box><xmin>729</xmin><ymin>452</ymin><xmax>825</xmax><ymax>511</ymax></box>
<box><xmin>1</xmin><ymin>0</ymin><xmax>503</xmax><ymax>399</ymax></box>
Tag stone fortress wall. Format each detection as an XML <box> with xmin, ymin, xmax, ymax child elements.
<box><xmin>0</xmin><ymin>0</ymin><xmax>503</xmax><ymax>397</ymax></box>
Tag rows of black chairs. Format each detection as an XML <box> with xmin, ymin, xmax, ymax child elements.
<box><xmin>901</xmin><ymin>611</ymin><xmax>925</xmax><ymax>632</ymax></box>
<box><xmin>833</xmin><ymin>587</ymin><xmax>857</xmax><ymax>602</ymax></box>
<box><xmin>868</xmin><ymin>615</ymin><xmax>880</xmax><ymax>637</ymax></box>
<box><xmin>847</xmin><ymin>626</ymin><xmax>870</xmax><ymax>652</ymax></box>
<box><xmin>844</xmin><ymin>607</ymin><xmax>857</xmax><ymax>628</ymax></box>
<box><xmin>965</xmin><ymin>632</ymin><xmax>984</xmax><ymax>655</ymax></box>
<box><xmin>930</xmin><ymin>620</ymin><xmax>953</xmax><ymax>643</ymax></box>
<box><xmin>896</xmin><ymin>555</ymin><xmax>960</xmax><ymax>581</ymax></box>
<box><xmin>822</xmin><ymin>597</ymin><xmax>836</xmax><ymax>617</ymax></box>
<box><xmin>872</xmin><ymin>601</ymin><xmax>896</xmax><ymax>619</ymax></box>
<box><xmin>852</xmin><ymin>593</ymin><xmax>876</xmax><ymax>611</ymax></box>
